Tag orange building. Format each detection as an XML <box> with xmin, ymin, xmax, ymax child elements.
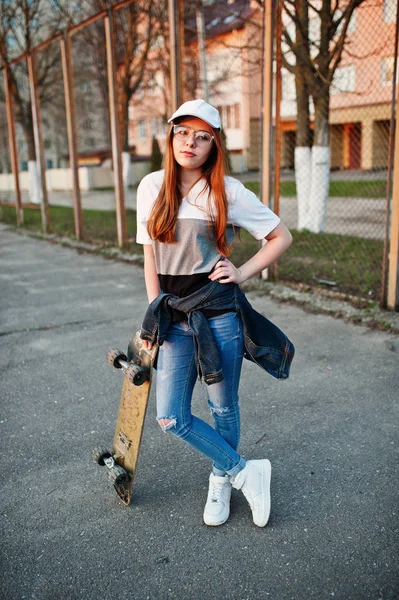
<box><xmin>129</xmin><ymin>0</ymin><xmax>263</xmax><ymax>173</ymax></box>
<box><xmin>280</xmin><ymin>0</ymin><xmax>397</xmax><ymax>171</ymax></box>
<box><xmin>128</xmin><ymin>0</ymin><xmax>397</xmax><ymax>173</ymax></box>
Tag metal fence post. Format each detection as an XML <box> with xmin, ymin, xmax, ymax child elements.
<box><xmin>105</xmin><ymin>10</ymin><xmax>128</xmax><ymax>249</ymax></box>
<box><xmin>196</xmin><ymin>0</ymin><xmax>209</xmax><ymax>102</ymax></box>
<box><xmin>387</xmin><ymin>81</ymin><xmax>399</xmax><ymax>311</ymax></box>
<box><xmin>60</xmin><ymin>32</ymin><xmax>83</xmax><ymax>240</ymax></box>
<box><xmin>260</xmin><ymin>0</ymin><xmax>275</xmax><ymax>280</ymax></box>
<box><xmin>3</xmin><ymin>65</ymin><xmax>23</xmax><ymax>226</ymax></box>
<box><xmin>274</xmin><ymin>0</ymin><xmax>282</xmax><ymax>219</ymax></box>
<box><xmin>382</xmin><ymin>0</ymin><xmax>399</xmax><ymax>310</ymax></box>
<box><xmin>27</xmin><ymin>52</ymin><xmax>50</xmax><ymax>233</ymax></box>
<box><xmin>168</xmin><ymin>0</ymin><xmax>183</xmax><ymax>112</ymax></box>
<box><xmin>261</xmin><ymin>0</ymin><xmax>274</xmax><ymax>209</ymax></box>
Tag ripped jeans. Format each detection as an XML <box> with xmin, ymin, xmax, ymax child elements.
<box><xmin>156</xmin><ymin>311</ymin><xmax>246</xmax><ymax>477</ymax></box>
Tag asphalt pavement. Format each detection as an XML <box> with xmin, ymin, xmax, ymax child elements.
<box><xmin>0</xmin><ymin>223</ymin><xmax>398</xmax><ymax>600</ymax></box>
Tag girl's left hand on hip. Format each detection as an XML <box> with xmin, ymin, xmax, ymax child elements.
<box><xmin>208</xmin><ymin>258</ymin><xmax>244</xmax><ymax>284</ymax></box>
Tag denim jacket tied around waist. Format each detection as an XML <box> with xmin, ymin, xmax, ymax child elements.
<box><xmin>140</xmin><ymin>280</ymin><xmax>295</xmax><ymax>385</ymax></box>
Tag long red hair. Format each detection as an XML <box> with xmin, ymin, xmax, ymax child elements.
<box><xmin>146</xmin><ymin>121</ymin><xmax>232</xmax><ymax>256</ymax></box>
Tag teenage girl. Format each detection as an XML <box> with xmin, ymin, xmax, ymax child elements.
<box><xmin>136</xmin><ymin>99</ymin><xmax>293</xmax><ymax>527</ymax></box>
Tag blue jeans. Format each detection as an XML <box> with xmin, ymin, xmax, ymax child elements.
<box><xmin>156</xmin><ymin>311</ymin><xmax>246</xmax><ymax>477</ymax></box>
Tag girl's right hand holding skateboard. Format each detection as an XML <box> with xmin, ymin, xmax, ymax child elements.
<box><xmin>140</xmin><ymin>329</ymin><xmax>153</xmax><ymax>350</ymax></box>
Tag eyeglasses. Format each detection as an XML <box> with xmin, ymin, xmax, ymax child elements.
<box><xmin>173</xmin><ymin>125</ymin><xmax>214</xmax><ymax>147</ymax></box>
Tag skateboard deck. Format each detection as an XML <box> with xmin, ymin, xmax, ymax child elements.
<box><xmin>93</xmin><ymin>330</ymin><xmax>158</xmax><ymax>505</ymax></box>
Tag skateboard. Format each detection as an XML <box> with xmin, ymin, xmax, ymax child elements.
<box><xmin>93</xmin><ymin>330</ymin><xmax>158</xmax><ymax>505</ymax></box>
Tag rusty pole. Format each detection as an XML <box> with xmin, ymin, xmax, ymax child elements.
<box><xmin>61</xmin><ymin>32</ymin><xmax>83</xmax><ymax>240</ymax></box>
<box><xmin>260</xmin><ymin>0</ymin><xmax>274</xmax><ymax>210</ymax></box>
<box><xmin>381</xmin><ymin>0</ymin><xmax>399</xmax><ymax>309</ymax></box>
<box><xmin>168</xmin><ymin>0</ymin><xmax>184</xmax><ymax>112</ymax></box>
<box><xmin>196</xmin><ymin>0</ymin><xmax>209</xmax><ymax>102</ymax></box>
<box><xmin>260</xmin><ymin>0</ymin><xmax>275</xmax><ymax>280</ymax></box>
<box><xmin>105</xmin><ymin>10</ymin><xmax>128</xmax><ymax>248</ymax></box>
<box><xmin>269</xmin><ymin>0</ymin><xmax>283</xmax><ymax>281</ymax></box>
<box><xmin>3</xmin><ymin>65</ymin><xmax>23</xmax><ymax>225</ymax></box>
<box><xmin>274</xmin><ymin>0</ymin><xmax>282</xmax><ymax>218</ymax></box>
<box><xmin>27</xmin><ymin>52</ymin><xmax>50</xmax><ymax>233</ymax></box>
<box><xmin>178</xmin><ymin>0</ymin><xmax>185</xmax><ymax>105</ymax></box>
<box><xmin>387</xmin><ymin>78</ymin><xmax>399</xmax><ymax>311</ymax></box>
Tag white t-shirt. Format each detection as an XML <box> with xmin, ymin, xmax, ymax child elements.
<box><xmin>136</xmin><ymin>170</ymin><xmax>280</xmax><ymax>297</ymax></box>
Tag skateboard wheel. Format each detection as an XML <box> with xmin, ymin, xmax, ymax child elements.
<box><xmin>106</xmin><ymin>348</ymin><xmax>127</xmax><ymax>369</ymax></box>
<box><xmin>107</xmin><ymin>464</ymin><xmax>129</xmax><ymax>486</ymax></box>
<box><xmin>125</xmin><ymin>363</ymin><xmax>149</xmax><ymax>386</ymax></box>
<box><xmin>92</xmin><ymin>446</ymin><xmax>112</xmax><ymax>466</ymax></box>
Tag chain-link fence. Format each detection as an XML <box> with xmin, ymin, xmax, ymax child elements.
<box><xmin>272</xmin><ymin>0</ymin><xmax>397</xmax><ymax>301</ymax></box>
<box><xmin>0</xmin><ymin>0</ymin><xmax>148</xmax><ymax>244</ymax></box>
<box><xmin>1</xmin><ymin>0</ymin><xmax>398</xmax><ymax>305</ymax></box>
<box><xmin>0</xmin><ymin>71</ymin><xmax>11</xmax><ymax>205</ymax></box>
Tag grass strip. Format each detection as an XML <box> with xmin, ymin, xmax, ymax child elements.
<box><xmin>230</xmin><ymin>229</ymin><xmax>383</xmax><ymax>299</ymax></box>
<box><xmin>1</xmin><ymin>203</ymin><xmax>383</xmax><ymax>299</ymax></box>
<box><xmin>0</xmin><ymin>205</ymin><xmax>142</xmax><ymax>255</ymax></box>
<box><xmin>245</xmin><ymin>180</ymin><xmax>387</xmax><ymax>198</ymax></box>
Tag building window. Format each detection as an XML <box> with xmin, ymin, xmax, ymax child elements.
<box><xmin>381</xmin><ymin>57</ymin><xmax>398</xmax><ymax>86</ymax></box>
<box><xmin>383</xmin><ymin>0</ymin><xmax>396</xmax><ymax>23</ymax></box>
<box><xmin>146</xmin><ymin>72</ymin><xmax>156</xmax><ymax>94</ymax></box>
<box><xmin>146</xmin><ymin>70</ymin><xmax>164</xmax><ymax>95</ymax></box>
<box><xmin>151</xmin><ymin>35</ymin><xmax>164</xmax><ymax>50</ymax></box>
<box><xmin>21</xmin><ymin>161</ymin><xmax>28</xmax><ymax>171</ymax></box>
<box><xmin>331</xmin><ymin>64</ymin><xmax>355</xmax><ymax>94</ymax></box>
<box><xmin>46</xmin><ymin>159</ymin><xmax>53</xmax><ymax>169</ymax></box>
<box><xmin>135</xmin><ymin>85</ymin><xmax>144</xmax><ymax>100</ymax></box>
<box><xmin>138</xmin><ymin>120</ymin><xmax>147</xmax><ymax>140</ymax></box>
<box><xmin>334</xmin><ymin>9</ymin><xmax>356</xmax><ymax>35</ymax></box>
<box><xmin>217</xmin><ymin>104</ymin><xmax>240</xmax><ymax>129</ymax></box>
<box><xmin>347</xmin><ymin>11</ymin><xmax>356</xmax><ymax>32</ymax></box>
<box><xmin>150</xmin><ymin>118</ymin><xmax>158</xmax><ymax>136</ymax></box>
<box><xmin>6</xmin><ymin>33</ymin><xmax>18</xmax><ymax>50</ymax></box>
<box><xmin>150</xmin><ymin>117</ymin><xmax>166</xmax><ymax>137</ymax></box>
<box><xmin>234</xmin><ymin>104</ymin><xmax>240</xmax><ymax>129</ymax></box>
<box><xmin>282</xmin><ymin>70</ymin><xmax>296</xmax><ymax>101</ymax></box>
<box><xmin>218</xmin><ymin>106</ymin><xmax>226</xmax><ymax>127</ymax></box>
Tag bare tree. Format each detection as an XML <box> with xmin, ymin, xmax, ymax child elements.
<box><xmin>133</xmin><ymin>0</ymin><xmax>263</xmax><ymax>123</ymax></box>
<box><xmin>129</xmin><ymin>0</ymin><xmax>366</xmax><ymax>209</ymax></box>
<box><xmin>0</xmin><ymin>98</ymin><xmax>11</xmax><ymax>173</ymax></box>
<box><xmin>79</xmin><ymin>0</ymin><xmax>162</xmax><ymax>191</ymax></box>
<box><xmin>187</xmin><ymin>0</ymin><xmax>264</xmax><ymax>101</ymax></box>
<box><xmin>0</xmin><ymin>0</ymin><xmax>77</xmax><ymax>202</ymax></box>
<box><xmin>282</xmin><ymin>0</ymin><xmax>367</xmax><ymax>232</ymax></box>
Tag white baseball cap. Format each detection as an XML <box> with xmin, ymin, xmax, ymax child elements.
<box><xmin>168</xmin><ymin>99</ymin><xmax>221</xmax><ymax>129</ymax></box>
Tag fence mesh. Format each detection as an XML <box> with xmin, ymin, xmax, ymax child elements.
<box><xmin>36</xmin><ymin>42</ymin><xmax>69</xmax><ymax>179</ymax></box>
<box><xmin>0</xmin><ymin>71</ymin><xmax>11</xmax><ymax>205</ymax></box>
<box><xmin>273</xmin><ymin>0</ymin><xmax>397</xmax><ymax>301</ymax></box>
<box><xmin>0</xmin><ymin>0</ymin><xmax>398</xmax><ymax>303</ymax></box>
<box><xmin>72</xmin><ymin>22</ymin><xmax>111</xmax><ymax>166</ymax></box>
<box><xmin>0</xmin><ymin>62</ymin><xmax>31</xmax><ymax>207</ymax></box>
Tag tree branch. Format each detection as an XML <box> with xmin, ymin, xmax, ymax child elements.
<box><xmin>328</xmin><ymin>0</ymin><xmax>366</xmax><ymax>78</ymax></box>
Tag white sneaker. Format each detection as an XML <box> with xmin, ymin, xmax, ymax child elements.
<box><xmin>231</xmin><ymin>459</ymin><xmax>271</xmax><ymax>527</ymax></box>
<box><xmin>203</xmin><ymin>473</ymin><xmax>232</xmax><ymax>526</ymax></box>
